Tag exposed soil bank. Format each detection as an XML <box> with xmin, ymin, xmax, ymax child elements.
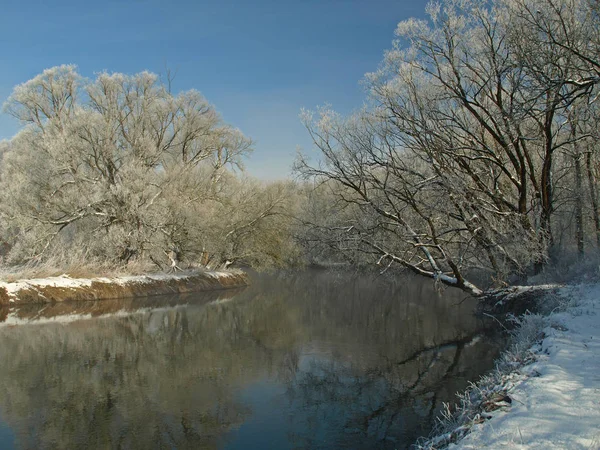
<box><xmin>0</xmin><ymin>270</ymin><xmax>250</xmax><ymax>306</ymax></box>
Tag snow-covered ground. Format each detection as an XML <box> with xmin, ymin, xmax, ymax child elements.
<box><xmin>428</xmin><ymin>284</ymin><xmax>600</xmax><ymax>449</ymax></box>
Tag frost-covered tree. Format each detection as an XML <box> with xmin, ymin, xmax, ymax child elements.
<box><xmin>0</xmin><ymin>66</ymin><xmax>295</xmax><ymax>270</ymax></box>
<box><xmin>296</xmin><ymin>0</ymin><xmax>600</xmax><ymax>294</ymax></box>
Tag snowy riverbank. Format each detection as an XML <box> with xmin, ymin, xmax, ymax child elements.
<box><xmin>418</xmin><ymin>283</ymin><xmax>600</xmax><ymax>449</ymax></box>
<box><xmin>0</xmin><ymin>270</ymin><xmax>249</xmax><ymax>305</ymax></box>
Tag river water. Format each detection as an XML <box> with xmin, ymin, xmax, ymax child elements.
<box><xmin>0</xmin><ymin>270</ymin><xmax>502</xmax><ymax>449</ymax></box>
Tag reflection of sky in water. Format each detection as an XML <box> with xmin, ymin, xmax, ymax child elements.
<box><xmin>223</xmin><ymin>382</ymin><xmax>290</xmax><ymax>449</ymax></box>
<box><xmin>220</xmin><ymin>348</ymin><xmax>434</xmax><ymax>449</ymax></box>
<box><xmin>222</xmin><ymin>353</ymin><xmax>363</xmax><ymax>450</ymax></box>
<box><xmin>0</xmin><ymin>415</ymin><xmax>15</xmax><ymax>449</ymax></box>
<box><xmin>0</xmin><ymin>271</ymin><xmax>503</xmax><ymax>449</ymax></box>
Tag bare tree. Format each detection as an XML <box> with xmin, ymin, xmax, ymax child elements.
<box><xmin>296</xmin><ymin>108</ymin><xmax>487</xmax><ymax>295</ymax></box>
<box><xmin>296</xmin><ymin>0</ymin><xmax>600</xmax><ymax>293</ymax></box>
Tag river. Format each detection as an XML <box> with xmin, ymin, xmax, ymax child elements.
<box><xmin>0</xmin><ymin>270</ymin><xmax>502</xmax><ymax>449</ymax></box>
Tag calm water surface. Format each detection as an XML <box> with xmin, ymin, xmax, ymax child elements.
<box><xmin>0</xmin><ymin>271</ymin><xmax>502</xmax><ymax>449</ymax></box>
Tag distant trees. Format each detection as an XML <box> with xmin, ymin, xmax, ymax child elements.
<box><xmin>296</xmin><ymin>0</ymin><xmax>600</xmax><ymax>294</ymax></box>
<box><xmin>0</xmin><ymin>66</ymin><xmax>298</xmax><ymax>271</ymax></box>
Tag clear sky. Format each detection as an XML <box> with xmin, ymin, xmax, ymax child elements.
<box><xmin>0</xmin><ymin>0</ymin><xmax>429</xmax><ymax>180</ymax></box>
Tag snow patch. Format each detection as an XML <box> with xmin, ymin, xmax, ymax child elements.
<box><xmin>0</xmin><ymin>274</ymin><xmax>93</xmax><ymax>299</ymax></box>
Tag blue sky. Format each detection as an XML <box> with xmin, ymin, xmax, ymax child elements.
<box><xmin>0</xmin><ymin>0</ymin><xmax>429</xmax><ymax>179</ymax></box>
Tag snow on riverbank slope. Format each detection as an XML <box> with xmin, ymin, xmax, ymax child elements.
<box><xmin>0</xmin><ymin>270</ymin><xmax>249</xmax><ymax>305</ymax></box>
<box><xmin>451</xmin><ymin>284</ymin><xmax>600</xmax><ymax>449</ymax></box>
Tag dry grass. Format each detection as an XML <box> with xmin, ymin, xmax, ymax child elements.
<box><xmin>0</xmin><ymin>251</ymin><xmax>246</xmax><ymax>284</ymax></box>
<box><xmin>0</xmin><ymin>252</ymin><xmax>160</xmax><ymax>283</ymax></box>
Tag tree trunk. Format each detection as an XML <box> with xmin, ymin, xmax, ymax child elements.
<box><xmin>574</xmin><ymin>151</ymin><xmax>584</xmax><ymax>257</ymax></box>
<box><xmin>535</xmin><ymin>110</ymin><xmax>556</xmax><ymax>274</ymax></box>
<box><xmin>586</xmin><ymin>151</ymin><xmax>600</xmax><ymax>249</ymax></box>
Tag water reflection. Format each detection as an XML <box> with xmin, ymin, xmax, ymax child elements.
<box><xmin>0</xmin><ymin>288</ymin><xmax>247</xmax><ymax>327</ymax></box>
<box><xmin>0</xmin><ymin>271</ymin><xmax>501</xmax><ymax>449</ymax></box>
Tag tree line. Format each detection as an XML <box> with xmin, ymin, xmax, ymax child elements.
<box><xmin>1</xmin><ymin>0</ymin><xmax>599</xmax><ymax>294</ymax></box>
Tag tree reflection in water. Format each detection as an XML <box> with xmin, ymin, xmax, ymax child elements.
<box><xmin>0</xmin><ymin>271</ymin><xmax>502</xmax><ymax>449</ymax></box>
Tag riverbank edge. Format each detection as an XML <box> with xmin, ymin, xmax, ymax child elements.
<box><xmin>0</xmin><ymin>270</ymin><xmax>250</xmax><ymax>306</ymax></box>
<box><xmin>414</xmin><ymin>283</ymin><xmax>599</xmax><ymax>449</ymax></box>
